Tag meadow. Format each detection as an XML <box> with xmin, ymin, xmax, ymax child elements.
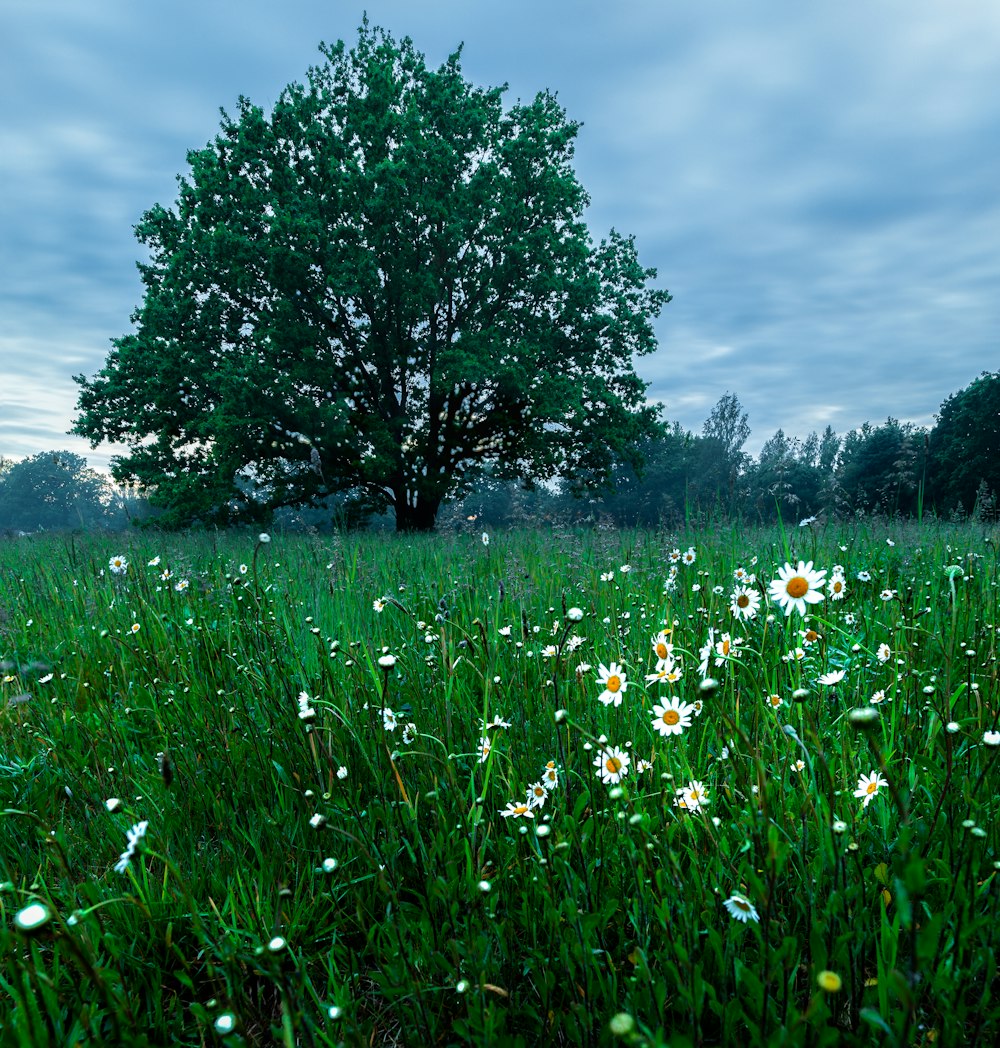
<box><xmin>0</xmin><ymin>520</ymin><xmax>998</xmax><ymax>1046</ymax></box>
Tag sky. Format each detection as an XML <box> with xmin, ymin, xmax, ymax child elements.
<box><xmin>2</xmin><ymin>0</ymin><xmax>998</xmax><ymax>473</ymax></box>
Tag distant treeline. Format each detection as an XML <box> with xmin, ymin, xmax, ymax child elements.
<box><xmin>3</xmin><ymin>371</ymin><xmax>998</xmax><ymax>534</ymax></box>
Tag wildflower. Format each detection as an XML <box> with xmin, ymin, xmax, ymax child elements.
<box><xmin>477</xmin><ymin>736</ymin><xmax>491</xmax><ymax>763</ymax></box>
<box><xmin>856</xmin><ymin>570</ymin><xmax>871</xmax><ymax>582</ymax></box>
<box><xmin>309</xmin><ymin>813</ymin><xmax>328</xmax><ymax>828</ymax></box>
<box><xmin>600</xmin><ymin>571</ymin><xmax>615</xmax><ymax>582</ymax></box>
<box><xmin>730</xmin><ymin>586</ymin><xmax>761</xmax><ymax>620</ymax></box>
<box><xmin>650</xmin><ymin>696</ymin><xmax>695</xmax><ymax>737</ymax></box>
<box><xmin>373</xmin><ymin>598</ymin><xmax>386</xmax><ymax>613</ymax></box>
<box><xmin>499</xmin><ymin>801</ymin><xmax>534</xmax><ymax>819</ymax></box>
<box><xmin>668</xmin><ymin>548</ymin><xmax>682</xmax><ymax>563</ymax></box>
<box><xmin>768</xmin><ymin>561</ymin><xmax>826</xmax><ymax>617</ymax></box>
<box><xmin>481</xmin><ymin>532</ymin><xmax>490</xmax><ymax>547</ymax></box>
<box><xmin>297</xmin><ymin>691</ymin><xmax>316</xmax><ymax>721</ymax></box>
<box><xmin>828</xmin><ymin>574</ymin><xmax>847</xmax><ymax>600</ymax></box>
<box><xmin>402</xmin><ymin>722</ymin><xmax>417</xmax><ymax>744</ymax></box>
<box><xmin>676</xmin><ymin>780</ymin><xmax>709</xmax><ymax>811</ymax></box>
<box><xmin>377</xmin><ymin>653</ymin><xmax>396</xmax><ymax>669</ymax></box>
<box><xmin>782</xmin><ymin>646</ymin><xmax>806</xmax><ymax>663</ymax></box>
<box><xmin>14</xmin><ymin>903</ymin><xmax>52</xmax><ymax>933</ymax></box>
<box><xmin>113</xmin><ymin>820</ymin><xmax>149</xmax><ymax>874</ymax></box>
<box><xmin>258</xmin><ymin>532</ymin><xmax>271</xmax><ymax>544</ymax></box>
<box><xmin>789</xmin><ymin>758</ymin><xmax>806</xmax><ymax>774</ymax></box>
<box><xmin>817</xmin><ymin>669</ymin><xmax>845</xmax><ymax>686</ymax></box>
<box><xmin>766</xmin><ymin>693</ymin><xmax>783</xmax><ymax>709</ymax></box>
<box><xmin>724</xmin><ymin>894</ymin><xmax>760</xmax><ymax>923</ymax></box>
<box><xmin>526</xmin><ymin>782</ymin><xmax>548</xmax><ymax>810</ymax></box>
<box><xmin>619</xmin><ymin>563</ymin><xmax>631</xmax><ymax>574</ymax></box>
<box><xmin>984</xmin><ymin>730</ymin><xmax>1000</xmax><ymax>747</ymax></box>
<box><xmin>147</xmin><ymin>556</ymin><xmax>160</xmax><ymax>567</ymax></box>
<box><xmin>713</xmin><ymin>632</ymin><xmax>742</xmax><ymax>667</ymax></box>
<box><xmin>817</xmin><ymin>970</ymin><xmax>842</xmax><ymax>993</ymax></box>
<box><xmin>567</xmin><ymin>607</ymin><xmax>584</xmax><ymax>622</ymax></box>
<box><xmin>498</xmin><ymin>625</ymin><xmax>512</xmax><ymax>637</ymax></box>
<box><xmin>129</xmin><ymin>622</ymin><xmax>140</xmax><ymax>635</ymax></box>
<box><xmin>635</xmin><ymin>758</ymin><xmax>653</xmax><ymax>773</ymax></box>
<box><xmin>880</xmin><ymin>589</ymin><xmax>897</xmax><ymax>602</ymax></box>
<box><xmin>853</xmin><ymin>770</ymin><xmax>888</xmax><ymax>808</ymax></box>
<box><xmin>651</xmin><ymin>631</ymin><xmax>674</xmax><ymax>665</ymax></box>
<box><xmin>108</xmin><ymin>555</ymin><xmax>128</xmax><ymax>576</ymax></box>
<box><xmin>682</xmin><ymin>547</ymin><xmax>697</xmax><ymax>565</ymax></box>
<box><xmin>876</xmin><ymin>643</ymin><xmax>891</xmax><ymax>664</ymax></box>
<box><xmin>596</xmin><ymin>662</ymin><xmax>628</xmax><ymax>707</ymax></box>
<box><xmin>609</xmin><ymin>1013</ymin><xmax>637</xmax><ymax>1038</ymax></box>
<box><xmin>799</xmin><ymin>515</ymin><xmax>817</xmax><ymax>527</ymax></box>
<box><xmin>594</xmin><ymin>745</ymin><xmax>630</xmax><ymax>785</ymax></box>
<box><xmin>483</xmin><ymin>713</ymin><xmax>512</xmax><ymax>730</ymax></box>
<box><xmin>697</xmin><ymin>628</ymin><xmax>717</xmax><ymax>676</ymax></box>
<box><xmin>645</xmin><ymin>662</ymin><xmax>683</xmax><ymax>685</ymax></box>
<box><xmin>541</xmin><ymin>644</ymin><xmax>558</xmax><ymax>658</ymax></box>
<box><xmin>174</xmin><ymin>578</ymin><xmax>189</xmax><ymax>592</ymax></box>
<box><xmin>336</xmin><ymin>765</ymin><xmax>348</xmax><ymax>779</ymax></box>
<box><xmin>382</xmin><ymin>708</ymin><xmax>398</xmax><ymax>732</ymax></box>
<box><xmin>239</xmin><ymin>563</ymin><xmax>248</xmax><ymax>574</ymax></box>
<box><xmin>871</xmin><ymin>689</ymin><xmax>886</xmax><ymax>704</ymax></box>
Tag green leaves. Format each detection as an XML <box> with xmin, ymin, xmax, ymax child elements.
<box><xmin>73</xmin><ymin>23</ymin><xmax>668</xmax><ymax>531</ymax></box>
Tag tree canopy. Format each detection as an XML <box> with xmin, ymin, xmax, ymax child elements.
<box><xmin>928</xmin><ymin>371</ymin><xmax>1000</xmax><ymax>515</ymax></box>
<box><xmin>0</xmin><ymin>451</ymin><xmax>110</xmax><ymax>533</ymax></box>
<box><xmin>73</xmin><ymin>23</ymin><xmax>669</xmax><ymax>530</ymax></box>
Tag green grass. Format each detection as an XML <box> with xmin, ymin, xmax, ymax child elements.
<box><xmin>1</xmin><ymin>521</ymin><xmax>998</xmax><ymax>1046</ymax></box>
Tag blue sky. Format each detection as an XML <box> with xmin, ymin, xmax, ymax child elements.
<box><xmin>2</xmin><ymin>0</ymin><xmax>998</xmax><ymax>472</ymax></box>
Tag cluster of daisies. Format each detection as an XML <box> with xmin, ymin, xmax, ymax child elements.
<box><xmin>499</xmin><ymin>759</ymin><xmax>560</xmax><ymax>819</ymax></box>
<box><xmin>582</xmin><ymin>557</ymin><xmax>904</xmax><ymax>815</ymax></box>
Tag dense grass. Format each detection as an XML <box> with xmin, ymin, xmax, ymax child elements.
<box><xmin>1</xmin><ymin>521</ymin><xmax>998</xmax><ymax>1046</ymax></box>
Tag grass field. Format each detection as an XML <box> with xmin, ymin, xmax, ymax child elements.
<box><xmin>1</xmin><ymin>520</ymin><xmax>998</xmax><ymax>1046</ymax></box>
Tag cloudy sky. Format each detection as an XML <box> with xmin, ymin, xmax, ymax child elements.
<box><xmin>2</xmin><ymin>0</ymin><xmax>998</xmax><ymax>472</ymax></box>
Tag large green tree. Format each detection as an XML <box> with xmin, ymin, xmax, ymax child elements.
<box><xmin>928</xmin><ymin>371</ymin><xmax>1000</xmax><ymax>515</ymax></box>
<box><xmin>73</xmin><ymin>23</ymin><xmax>669</xmax><ymax>530</ymax></box>
<box><xmin>0</xmin><ymin>451</ymin><xmax>110</xmax><ymax>532</ymax></box>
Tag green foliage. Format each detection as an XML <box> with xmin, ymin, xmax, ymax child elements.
<box><xmin>72</xmin><ymin>22</ymin><xmax>669</xmax><ymax>532</ymax></box>
<box><xmin>0</xmin><ymin>451</ymin><xmax>110</xmax><ymax>533</ymax></box>
<box><xmin>928</xmin><ymin>370</ymin><xmax>1000</xmax><ymax>516</ymax></box>
<box><xmin>837</xmin><ymin>418</ymin><xmax>924</xmax><ymax>517</ymax></box>
<box><xmin>1</xmin><ymin>522</ymin><xmax>999</xmax><ymax>1044</ymax></box>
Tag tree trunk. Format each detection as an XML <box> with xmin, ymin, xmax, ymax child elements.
<box><xmin>394</xmin><ymin>495</ymin><xmax>440</xmax><ymax>532</ymax></box>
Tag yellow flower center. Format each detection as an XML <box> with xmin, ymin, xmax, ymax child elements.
<box><xmin>866</xmin><ymin>781</ymin><xmax>878</xmax><ymax>795</ymax></box>
<box><xmin>832</xmin><ymin>580</ymin><xmax>843</xmax><ymax>592</ymax></box>
<box><xmin>732</xmin><ymin>897</ymin><xmax>750</xmax><ymax>912</ymax></box>
<box><xmin>656</xmin><ymin>643</ymin><xmax>669</xmax><ymax>658</ymax></box>
<box><xmin>607</xmin><ymin>675</ymin><xmax>621</xmax><ymax>692</ymax></box>
<box><xmin>720</xmin><ymin>640</ymin><xmax>730</xmax><ymax>655</ymax></box>
<box><xmin>769</xmin><ymin>695</ymin><xmax>781</xmax><ymax>706</ymax></box>
<box><xmin>805</xmin><ymin>630</ymin><xmax>819</xmax><ymax>642</ymax></box>
<box><xmin>662</xmin><ymin>709</ymin><xmax>680</xmax><ymax>725</ymax></box>
<box><xmin>514</xmin><ymin>804</ymin><xmax>529</xmax><ymax>814</ymax></box>
<box><xmin>689</xmin><ymin>790</ymin><xmax>700</xmax><ymax>801</ymax></box>
<box><xmin>786</xmin><ymin>576</ymin><xmax>809</xmax><ymax>599</ymax></box>
<box><xmin>737</xmin><ymin>594</ymin><xmax>750</xmax><ymax>608</ymax></box>
<box><xmin>605</xmin><ymin>757</ymin><xmax>622</xmax><ymax>774</ymax></box>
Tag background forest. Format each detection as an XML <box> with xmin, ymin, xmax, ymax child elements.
<box><xmin>3</xmin><ymin>371</ymin><xmax>998</xmax><ymax>535</ymax></box>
